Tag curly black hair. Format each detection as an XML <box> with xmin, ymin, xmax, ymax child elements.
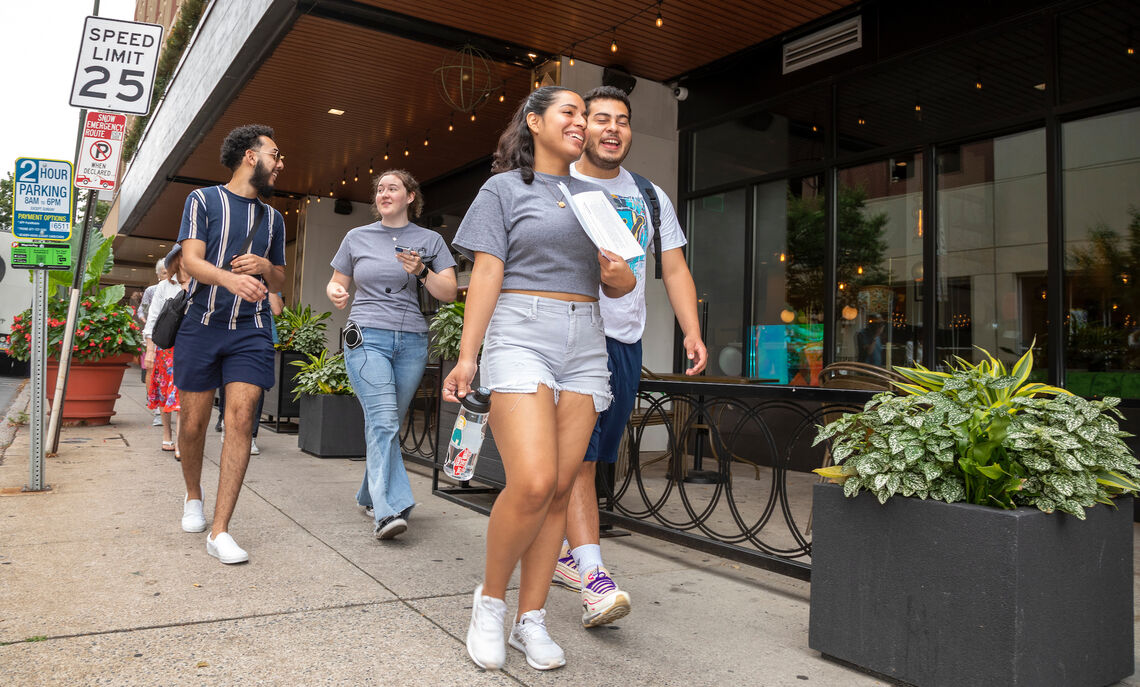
<box><xmin>220</xmin><ymin>124</ymin><xmax>275</xmax><ymax>171</ymax></box>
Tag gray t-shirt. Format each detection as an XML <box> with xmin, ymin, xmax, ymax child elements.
<box><xmin>453</xmin><ymin>169</ymin><xmax>605</xmax><ymax>299</ymax></box>
<box><xmin>330</xmin><ymin>221</ymin><xmax>456</xmax><ymax>333</ymax></box>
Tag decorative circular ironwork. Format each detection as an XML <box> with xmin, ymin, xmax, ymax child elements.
<box><xmin>434</xmin><ymin>44</ymin><xmax>501</xmax><ymax>114</ymax></box>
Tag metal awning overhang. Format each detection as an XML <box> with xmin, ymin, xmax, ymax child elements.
<box><xmin>112</xmin><ymin>0</ymin><xmax>857</xmax><ymax>253</ymax></box>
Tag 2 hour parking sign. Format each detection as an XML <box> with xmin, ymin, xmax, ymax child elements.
<box><xmin>13</xmin><ymin>158</ymin><xmax>74</xmax><ymax>241</ymax></box>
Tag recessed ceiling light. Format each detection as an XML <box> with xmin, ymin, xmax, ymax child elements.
<box><xmin>328</xmin><ymin>108</ymin><xmax>345</xmax><ymax>115</ymax></box>
<box><xmin>147</xmin><ymin>254</ymin><xmax>154</xmax><ymax>257</ymax></box>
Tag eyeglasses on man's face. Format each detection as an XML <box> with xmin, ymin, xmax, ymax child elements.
<box><xmin>253</xmin><ymin>148</ymin><xmax>284</xmax><ymax>163</ymax></box>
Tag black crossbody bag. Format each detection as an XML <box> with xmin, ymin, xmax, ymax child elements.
<box><xmin>151</xmin><ymin>203</ymin><xmax>266</xmax><ymax>349</ymax></box>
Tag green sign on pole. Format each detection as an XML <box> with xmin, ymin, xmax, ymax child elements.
<box><xmin>11</xmin><ymin>242</ymin><xmax>73</xmax><ymax>270</ymax></box>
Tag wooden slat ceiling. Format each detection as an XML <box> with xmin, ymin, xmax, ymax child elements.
<box><xmin>129</xmin><ymin>1</ymin><xmax>856</xmax><ymax>240</ymax></box>
<box><xmin>365</xmin><ymin>0</ymin><xmax>857</xmax><ymax>83</ymax></box>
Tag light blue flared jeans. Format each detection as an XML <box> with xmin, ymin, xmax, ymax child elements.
<box><xmin>343</xmin><ymin>327</ymin><xmax>427</xmax><ymax>522</ymax></box>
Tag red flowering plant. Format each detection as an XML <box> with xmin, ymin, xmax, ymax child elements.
<box><xmin>5</xmin><ymin>233</ymin><xmax>144</xmax><ymax>364</ymax></box>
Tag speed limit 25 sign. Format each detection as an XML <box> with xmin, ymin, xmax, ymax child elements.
<box><xmin>70</xmin><ymin>16</ymin><xmax>163</xmax><ymax>116</ymax></box>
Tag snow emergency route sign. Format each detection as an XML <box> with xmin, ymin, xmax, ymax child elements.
<box><xmin>13</xmin><ymin>158</ymin><xmax>74</xmax><ymax>242</ymax></box>
<box><xmin>76</xmin><ymin>112</ymin><xmax>127</xmax><ymax>192</ymax></box>
<box><xmin>70</xmin><ymin>16</ymin><xmax>163</xmax><ymax>116</ymax></box>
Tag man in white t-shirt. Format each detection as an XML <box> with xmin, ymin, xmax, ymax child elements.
<box><xmin>557</xmin><ymin>86</ymin><xmax>708</xmax><ymax>628</ymax></box>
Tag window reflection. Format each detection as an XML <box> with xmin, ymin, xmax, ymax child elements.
<box><xmin>834</xmin><ymin>157</ymin><xmax>924</xmax><ymax>374</ymax></box>
<box><xmin>1064</xmin><ymin>108</ymin><xmax>1140</xmax><ymax>398</ymax></box>
<box><xmin>937</xmin><ymin>131</ymin><xmax>1047</xmax><ymax>371</ymax></box>
<box><xmin>750</xmin><ymin>176</ymin><xmax>826</xmax><ymax>384</ymax></box>
<box><xmin>689</xmin><ymin>189</ymin><xmax>747</xmax><ymax>377</ymax></box>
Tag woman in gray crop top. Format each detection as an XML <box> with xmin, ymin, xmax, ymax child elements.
<box><xmin>327</xmin><ymin>170</ymin><xmax>457</xmax><ymax>542</ymax></box>
<box><xmin>444</xmin><ymin>86</ymin><xmax>634</xmax><ymax>672</ymax></box>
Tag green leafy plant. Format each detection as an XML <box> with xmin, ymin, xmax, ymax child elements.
<box><xmin>428</xmin><ymin>301</ymin><xmax>465</xmax><ymax>360</ymax></box>
<box><xmin>814</xmin><ymin>345</ymin><xmax>1140</xmax><ymax>519</ymax></box>
<box><xmin>274</xmin><ymin>305</ymin><xmax>330</xmax><ymax>356</ymax></box>
<box><xmin>5</xmin><ymin>234</ymin><xmax>143</xmax><ymax>364</ymax></box>
<box><xmin>290</xmin><ymin>350</ymin><xmax>353</xmax><ymax>400</ymax></box>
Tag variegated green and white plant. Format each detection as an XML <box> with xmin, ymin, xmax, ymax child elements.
<box><xmin>814</xmin><ymin>345</ymin><xmax>1140</xmax><ymax>518</ymax></box>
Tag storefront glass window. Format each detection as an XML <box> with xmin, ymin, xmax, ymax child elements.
<box><xmin>690</xmin><ymin>90</ymin><xmax>828</xmax><ymax>192</ymax></box>
<box><xmin>1063</xmin><ymin>108</ymin><xmax>1140</xmax><ymax>398</ymax></box>
<box><xmin>1059</xmin><ymin>0</ymin><xmax>1140</xmax><ymax>105</ymax></box>
<box><xmin>834</xmin><ymin>157</ymin><xmax>924</xmax><ymax>373</ymax></box>
<box><xmin>749</xmin><ymin>175</ymin><xmax>825</xmax><ymax>384</ymax></box>
<box><xmin>936</xmin><ymin>130</ymin><xmax>1047</xmax><ymax>374</ymax></box>
<box><xmin>688</xmin><ymin>189</ymin><xmax>747</xmax><ymax>376</ymax></box>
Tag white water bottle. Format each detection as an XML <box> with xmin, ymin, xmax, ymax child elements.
<box><xmin>444</xmin><ymin>387</ymin><xmax>492</xmax><ymax>481</ymax></box>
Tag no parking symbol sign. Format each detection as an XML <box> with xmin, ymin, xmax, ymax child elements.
<box><xmin>75</xmin><ymin>111</ymin><xmax>126</xmax><ymax>192</ymax></box>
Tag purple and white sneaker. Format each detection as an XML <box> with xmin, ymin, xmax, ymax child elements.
<box><xmin>580</xmin><ymin>566</ymin><xmax>631</xmax><ymax>627</ymax></box>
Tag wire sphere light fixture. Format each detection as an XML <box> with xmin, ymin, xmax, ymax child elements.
<box><xmin>434</xmin><ymin>44</ymin><xmax>502</xmax><ymax>116</ymax></box>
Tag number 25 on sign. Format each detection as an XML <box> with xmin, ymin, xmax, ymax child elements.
<box><xmin>70</xmin><ymin>16</ymin><xmax>163</xmax><ymax>117</ymax></box>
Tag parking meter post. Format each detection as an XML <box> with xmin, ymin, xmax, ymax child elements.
<box><xmin>47</xmin><ymin>189</ymin><xmax>97</xmax><ymax>454</ymax></box>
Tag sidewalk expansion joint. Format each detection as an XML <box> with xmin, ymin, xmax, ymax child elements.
<box><xmin>0</xmin><ymin>600</ymin><xmax>403</xmax><ymax>647</ymax></box>
<box><xmin>239</xmin><ymin>474</ymin><xmax>527</xmax><ymax>683</ymax></box>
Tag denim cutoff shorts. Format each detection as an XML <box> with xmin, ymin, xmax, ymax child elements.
<box><xmin>480</xmin><ymin>293</ymin><xmax>612</xmax><ymax>412</ymax></box>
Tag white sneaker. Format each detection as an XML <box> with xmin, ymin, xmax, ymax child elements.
<box><xmin>249</xmin><ymin>438</ymin><xmax>260</xmax><ymax>456</ymax></box>
<box><xmin>509</xmin><ymin>609</ymin><xmax>566</xmax><ymax>670</ymax></box>
<box><xmin>466</xmin><ymin>584</ymin><xmax>507</xmax><ymax>670</ymax></box>
<box><xmin>206</xmin><ymin>532</ymin><xmax>249</xmax><ymax>564</ymax></box>
<box><xmin>181</xmin><ymin>496</ymin><xmax>206</xmax><ymax>533</ymax></box>
<box><xmin>152</xmin><ymin>413</ymin><xmax>163</xmax><ymax>427</ymax></box>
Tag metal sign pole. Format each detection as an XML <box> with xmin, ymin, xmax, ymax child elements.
<box><xmin>27</xmin><ymin>269</ymin><xmax>49</xmax><ymax>492</ymax></box>
<box><xmin>47</xmin><ymin>190</ymin><xmax>96</xmax><ymax>454</ymax></box>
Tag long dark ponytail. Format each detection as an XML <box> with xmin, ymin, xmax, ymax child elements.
<box><xmin>491</xmin><ymin>86</ymin><xmax>574</xmax><ymax>184</ymax></box>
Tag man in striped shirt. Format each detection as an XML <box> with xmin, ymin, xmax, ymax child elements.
<box><xmin>173</xmin><ymin>124</ymin><xmax>287</xmax><ymax>565</ymax></box>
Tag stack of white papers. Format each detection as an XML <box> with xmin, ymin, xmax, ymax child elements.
<box><xmin>558</xmin><ymin>182</ymin><xmax>645</xmax><ymax>261</ymax></box>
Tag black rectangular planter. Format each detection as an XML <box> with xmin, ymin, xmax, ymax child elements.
<box><xmin>263</xmin><ymin>351</ymin><xmax>307</xmax><ymax>426</ymax></box>
<box><xmin>297</xmin><ymin>393</ymin><xmax>366</xmax><ymax>459</ymax></box>
<box><xmin>809</xmin><ymin>482</ymin><xmax>1134</xmax><ymax>687</ymax></box>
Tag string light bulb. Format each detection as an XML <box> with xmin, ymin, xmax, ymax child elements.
<box><xmin>568</xmin><ymin>44</ymin><xmax>575</xmax><ymax>66</ymax></box>
<box><xmin>610</xmin><ymin>28</ymin><xmax>618</xmax><ymax>53</ymax></box>
<box><xmin>403</xmin><ymin>141</ymin><xmax>409</xmax><ymax>157</ymax></box>
<box><xmin>306</xmin><ymin>196</ymin><xmax>311</xmax><ymax>205</ymax></box>
<box><xmin>383</xmin><ymin>143</ymin><xmax>389</xmax><ymax>161</ymax></box>
<box><xmin>341</xmin><ymin>169</ymin><xmax>346</xmax><ymax>185</ymax></box>
<box><xmin>354</xmin><ymin>167</ymin><xmax>359</xmax><ymax>182</ymax></box>
<box><xmin>368</xmin><ymin>158</ymin><xmax>374</xmax><ymax>174</ymax></box>
<box><xmin>448</xmin><ymin>114</ymin><xmax>454</xmax><ymax>132</ymax></box>
<box><xmin>470</xmin><ymin>112</ymin><xmax>476</xmax><ymax>122</ymax></box>
<box><xmin>499</xmin><ymin>89</ymin><xmax>505</xmax><ymax>103</ymax></box>
<box><xmin>655</xmin><ymin>2</ymin><xmax>663</xmax><ymax>27</ymax></box>
<box><xmin>423</xmin><ymin>129</ymin><xmax>430</xmax><ymax>146</ymax></box>
<box><xmin>914</xmin><ymin>94</ymin><xmax>923</xmax><ymax>121</ymax></box>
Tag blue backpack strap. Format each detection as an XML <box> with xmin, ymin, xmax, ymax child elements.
<box><xmin>629</xmin><ymin>171</ymin><xmax>663</xmax><ymax>279</ymax></box>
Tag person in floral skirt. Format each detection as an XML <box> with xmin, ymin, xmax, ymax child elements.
<box><xmin>144</xmin><ymin>246</ymin><xmax>187</xmax><ymax>459</ymax></box>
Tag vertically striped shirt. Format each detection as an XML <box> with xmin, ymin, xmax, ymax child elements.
<box><xmin>177</xmin><ymin>185</ymin><xmax>286</xmax><ymax>330</ymax></box>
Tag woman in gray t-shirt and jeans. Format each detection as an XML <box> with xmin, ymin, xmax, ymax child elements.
<box><xmin>327</xmin><ymin>170</ymin><xmax>458</xmax><ymax>541</ymax></box>
<box><xmin>444</xmin><ymin>86</ymin><xmax>635</xmax><ymax>672</ymax></box>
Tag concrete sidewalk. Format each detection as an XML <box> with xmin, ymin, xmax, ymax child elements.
<box><xmin>0</xmin><ymin>375</ymin><xmax>1127</xmax><ymax>685</ymax></box>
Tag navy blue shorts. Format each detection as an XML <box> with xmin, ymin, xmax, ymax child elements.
<box><xmin>173</xmin><ymin>318</ymin><xmax>275</xmax><ymax>392</ymax></box>
<box><xmin>584</xmin><ymin>338</ymin><xmax>642</xmax><ymax>464</ymax></box>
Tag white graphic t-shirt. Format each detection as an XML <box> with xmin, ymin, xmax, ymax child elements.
<box><xmin>570</xmin><ymin>163</ymin><xmax>687</xmax><ymax>343</ymax></box>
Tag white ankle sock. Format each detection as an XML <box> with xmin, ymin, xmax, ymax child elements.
<box><xmin>571</xmin><ymin>544</ymin><xmax>603</xmax><ymax>576</ymax></box>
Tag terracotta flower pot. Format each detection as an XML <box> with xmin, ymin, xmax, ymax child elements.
<box><xmin>45</xmin><ymin>353</ymin><xmax>135</xmax><ymax>426</ymax></box>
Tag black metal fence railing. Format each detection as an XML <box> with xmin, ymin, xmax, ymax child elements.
<box><xmin>596</xmin><ymin>380</ymin><xmax>877</xmax><ymax>580</ymax></box>
<box><xmin>401</xmin><ymin>362</ymin><xmax>440</xmax><ymax>468</ymax></box>
<box><xmin>419</xmin><ymin>373</ymin><xmax>879</xmax><ymax>581</ymax></box>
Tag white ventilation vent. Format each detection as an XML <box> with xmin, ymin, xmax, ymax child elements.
<box><xmin>783</xmin><ymin>16</ymin><xmax>862</xmax><ymax>74</ymax></box>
